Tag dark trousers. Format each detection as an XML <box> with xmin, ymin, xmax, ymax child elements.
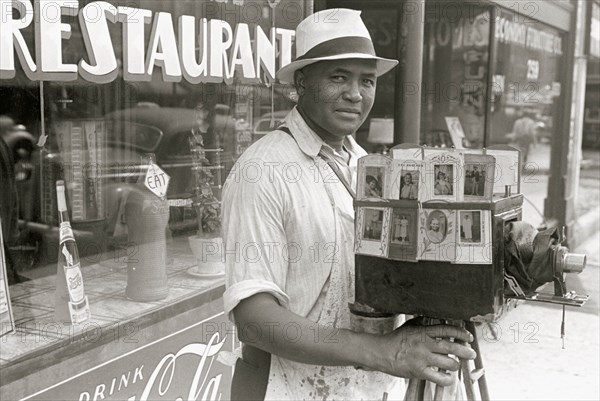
<box><xmin>231</xmin><ymin>345</ymin><xmax>271</xmax><ymax>401</ymax></box>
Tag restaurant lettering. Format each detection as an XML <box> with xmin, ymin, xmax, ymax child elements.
<box><xmin>0</xmin><ymin>0</ymin><xmax>295</xmax><ymax>84</ymax></box>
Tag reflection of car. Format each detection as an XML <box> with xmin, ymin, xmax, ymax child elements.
<box><xmin>20</xmin><ymin>106</ymin><xmax>236</xmax><ymax>265</ymax></box>
<box><xmin>252</xmin><ymin>111</ymin><xmax>288</xmax><ymax>141</ymax></box>
<box><xmin>102</xmin><ymin>106</ymin><xmax>236</xmax><ymax>234</ymax></box>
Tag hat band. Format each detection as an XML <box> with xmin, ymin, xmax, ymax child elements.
<box><xmin>296</xmin><ymin>36</ymin><xmax>377</xmax><ymax>62</ymax></box>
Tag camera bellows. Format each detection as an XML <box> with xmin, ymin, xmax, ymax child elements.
<box><xmin>504</xmin><ymin>222</ymin><xmax>557</xmax><ymax>295</ymax></box>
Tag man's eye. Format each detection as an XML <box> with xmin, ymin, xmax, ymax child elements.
<box><xmin>331</xmin><ymin>75</ymin><xmax>345</xmax><ymax>82</ymax></box>
<box><xmin>363</xmin><ymin>78</ymin><xmax>375</xmax><ymax>86</ymax></box>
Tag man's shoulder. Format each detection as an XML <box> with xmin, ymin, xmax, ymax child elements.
<box><xmin>236</xmin><ymin>129</ymin><xmax>302</xmax><ymax>164</ymax></box>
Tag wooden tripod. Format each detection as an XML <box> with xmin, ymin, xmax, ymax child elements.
<box><xmin>405</xmin><ymin>321</ymin><xmax>490</xmax><ymax>401</ymax></box>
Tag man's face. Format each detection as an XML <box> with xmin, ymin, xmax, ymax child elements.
<box><xmin>296</xmin><ymin>59</ymin><xmax>377</xmax><ymax>138</ymax></box>
<box><xmin>430</xmin><ymin>219</ymin><xmax>440</xmax><ymax>232</ymax></box>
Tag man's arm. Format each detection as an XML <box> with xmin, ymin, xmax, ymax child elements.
<box><xmin>234</xmin><ymin>293</ymin><xmax>476</xmax><ymax>387</ymax></box>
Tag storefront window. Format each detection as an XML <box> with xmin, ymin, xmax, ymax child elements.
<box><xmin>0</xmin><ymin>1</ymin><xmax>303</xmax><ymax>387</ymax></box>
<box><xmin>489</xmin><ymin>7</ymin><xmax>565</xmax><ymax>165</ymax></box>
<box><xmin>421</xmin><ymin>3</ymin><xmax>491</xmax><ymax>148</ymax></box>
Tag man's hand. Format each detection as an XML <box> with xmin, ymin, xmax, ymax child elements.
<box><xmin>369</xmin><ymin>321</ymin><xmax>476</xmax><ymax>386</ymax></box>
<box><xmin>234</xmin><ymin>293</ymin><xmax>476</xmax><ymax>387</ymax></box>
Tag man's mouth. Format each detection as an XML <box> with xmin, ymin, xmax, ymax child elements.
<box><xmin>335</xmin><ymin>109</ymin><xmax>361</xmax><ymax>117</ymax></box>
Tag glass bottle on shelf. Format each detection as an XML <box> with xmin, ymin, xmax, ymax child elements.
<box><xmin>54</xmin><ymin>180</ymin><xmax>91</xmax><ymax>324</ymax></box>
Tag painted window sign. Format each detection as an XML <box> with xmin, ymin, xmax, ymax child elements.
<box><xmin>20</xmin><ymin>312</ymin><xmax>237</xmax><ymax>401</ymax></box>
<box><xmin>0</xmin><ymin>0</ymin><xmax>296</xmax><ymax>84</ymax></box>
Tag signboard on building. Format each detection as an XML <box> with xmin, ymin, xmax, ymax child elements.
<box><xmin>21</xmin><ymin>312</ymin><xmax>237</xmax><ymax>401</ymax></box>
<box><xmin>0</xmin><ymin>0</ymin><xmax>296</xmax><ymax>84</ymax></box>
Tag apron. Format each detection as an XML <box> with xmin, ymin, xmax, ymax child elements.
<box><xmin>263</xmin><ymin>155</ymin><xmax>404</xmax><ymax>400</ymax></box>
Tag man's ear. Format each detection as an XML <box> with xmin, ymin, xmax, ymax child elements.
<box><xmin>294</xmin><ymin>70</ymin><xmax>306</xmax><ymax>97</ymax></box>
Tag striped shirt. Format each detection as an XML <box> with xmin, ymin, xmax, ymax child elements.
<box><xmin>222</xmin><ymin>106</ymin><xmax>365</xmax><ymax>323</ymax></box>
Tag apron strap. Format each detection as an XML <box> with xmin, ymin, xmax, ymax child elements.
<box><xmin>278</xmin><ymin>127</ymin><xmax>357</xmax><ymax>200</ymax></box>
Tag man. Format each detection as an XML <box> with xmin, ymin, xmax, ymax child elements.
<box><xmin>427</xmin><ymin>218</ymin><xmax>445</xmax><ymax>244</ymax></box>
<box><xmin>508</xmin><ymin>109</ymin><xmax>538</xmax><ymax>164</ymax></box>
<box><xmin>222</xmin><ymin>9</ymin><xmax>475</xmax><ymax>400</ymax></box>
<box><xmin>462</xmin><ymin>214</ymin><xmax>473</xmax><ymax>242</ymax></box>
<box><xmin>470</xmin><ymin>166</ymin><xmax>480</xmax><ymax>196</ymax></box>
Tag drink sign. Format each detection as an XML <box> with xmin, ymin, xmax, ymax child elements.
<box><xmin>21</xmin><ymin>312</ymin><xmax>236</xmax><ymax>401</ymax></box>
<box><xmin>144</xmin><ymin>162</ymin><xmax>170</xmax><ymax>199</ymax></box>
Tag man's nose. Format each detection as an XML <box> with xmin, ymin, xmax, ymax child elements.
<box><xmin>342</xmin><ymin>80</ymin><xmax>363</xmax><ymax>102</ymax></box>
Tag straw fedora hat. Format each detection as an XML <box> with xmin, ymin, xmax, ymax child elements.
<box><xmin>276</xmin><ymin>9</ymin><xmax>399</xmax><ymax>84</ymax></box>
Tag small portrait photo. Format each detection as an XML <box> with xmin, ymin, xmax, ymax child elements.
<box><xmin>399</xmin><ymin>170</ymin><xmax>419</xmax><ymax>200</ymax></box>
<box><xmin>362</xmin><ymin>209</ymin><xmax>384</xmax><ymax>241</ymax></box>
<box><xmin>465</xmin><ymin>164</ymin><xmax>486</xmax><ymax>197</ymax></box>
<box><xmin>460</xmin><ymin>211</ymin><xmax>482</xmax><ymax>243</ymax></box>
<box><xmin>426</xmin><ymin>210</ymin><xmax>447</xmax><ymax>244</ymax></box>
<box><xmin>434</xmin><ymin>164</ymin><xmax>454</xmax><ymax>196</ymax></box>
<box><xmin>364</xmin><ymin>167</ymin><xmax>384</xmax><ymax>198</ymax></box>
<box><xmin>392</xmin><ymin>212</ymin><xmax>412</xmax><ymax>245</ymax></box>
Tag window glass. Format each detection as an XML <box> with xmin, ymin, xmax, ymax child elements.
<box><xmin>489</xmin><ymin>7</ymin><xmax>565</xmax><ymax>205</ymax></box>
<box><xmin>421</xmin><ymin>3</ymin><xmax>491</xmax><ymax>148</ymax></box>
<box><xmin>0</xmin><ymin>0</ymin><xmax>303</xmax><ymax>348</ymax></box>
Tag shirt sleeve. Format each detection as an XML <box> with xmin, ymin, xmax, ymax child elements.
<box><xmin>221</xmin><ymin>156</ymin><xmax>291</xmax><ymax>324</ymax></box>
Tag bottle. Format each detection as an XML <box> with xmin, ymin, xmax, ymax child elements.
<box><xmin>125</xmin><ymin>153</ymin><xmax>169</xmax><ymax>301</ymax></box>
<box><xmin>54</xmin><ymin>180</ymin><xmax>91</xmax><ymax>324</ymax></box>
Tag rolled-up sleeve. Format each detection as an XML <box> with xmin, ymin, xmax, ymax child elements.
<box><xmin>221</xmin><ymin>156</ymin><xmax>291</xmax><ymax>323</ymax></box>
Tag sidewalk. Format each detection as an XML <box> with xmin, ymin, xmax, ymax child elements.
<box><xmin>521</xmin><ymin>144</ymin><xmax>600</xmax><ymax>246</ymax></box>
<box><xmin>477</xmin><ymin>145</ymin><xmax>600</xmax><ymax>400</ymax></box>
<box><xmin>478</xmin><ymin>232</ymin><xmax>600</xmax><ymax>400</ymax></box>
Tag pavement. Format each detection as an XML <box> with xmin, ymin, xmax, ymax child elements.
<box><xmin>520</xmin><ymin>144</ymin><xmax>600</xmax><ymax>246</ymax></box>
<box><xmin>477</xmin><ymin>231</ymin><xmax>600</xmax><ymax>401</ymax></box>
<box><xmin>469</xmin><ymin>144</ymin><xmax>600</xmax><ymax>400</ymax></box>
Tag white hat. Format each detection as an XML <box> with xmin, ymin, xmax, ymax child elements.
<box><xmin>276</xmin><ymin>9</ymin><xmax>399</xmax><ymax>84</ymax></box>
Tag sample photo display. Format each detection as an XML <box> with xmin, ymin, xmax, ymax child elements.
<box><xmin>388</xmin><ymin>208</ymin><xmax>418</xmax><ymax>262</ymax></box>
<box><xmin>362</xmin><ymin>208</ymin><xmax>385</xmax><ymax>241</ymax></box>
<box><xmin>399</xmin><ymin>170</ymin><xmax>419</xmax><ymax>200</ymax></box>
<box><xmin>418</xmin><ymin>208</ymin><xmax>457</xmax><ymax>262</ymax></box>
<box><xmin>357</xmin><ymin>155</ymin><xmax>390</xmax><ymax>200</ymax></box>
<box><xmin>392</xmin><ymin>212</ymin><xmax>412</xmax><ymax>244</ymax></box>
<box><xmin>463</xmin><ymin>154</ymin><xmax>495</xmax><ymax>201</ymax></box>
<box><xmin>455</xmin><ymin>210</ymin><xmax>492</xmax><ymax>264</ymax></box>
<box><xmin>434</xmin><ymin>164</ymin><xmax>454</xmax><ymax>196</ymax></box>
<box><xmin>355</xmin><ymin>207</ymin><xmax>391</xmax><ymax>258</ymax></box>
<box><xmin>464</xmin><ymin>165</ymin><xmax>485</xmax><ymax>197</ymax></box>
<box><xmin>364</xmin><ymin>167</ymin><xmax>384</xmax><ymax>198</ymax></box>
<box><xmin>425</xmin><ymin>210</ymin><xmax>448</xmax><ymax>244</ymax></box>
<box><xmin>459</xmin><ymin>211</ymin><xmax>482</xmax><ymax>243</ymax></box>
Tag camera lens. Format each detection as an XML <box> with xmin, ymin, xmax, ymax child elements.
<box><xmin>562</xmin><ymin>252</ymin><xmax>586</xmax><ymax>273</ymax></box>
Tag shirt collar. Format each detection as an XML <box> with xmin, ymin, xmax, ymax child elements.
<box><xmin>284</xmin><ymin>107</ymin><xmax>363</xmax><ymax>159</ymax></box>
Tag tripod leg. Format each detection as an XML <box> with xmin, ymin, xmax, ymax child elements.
<box><xmin>461</xmin><ymin>358</ymin><xmax>476</xmax><ymax>400</ymax></box>
<box><xmin>466</xmin><ymin>321</ymin><xmax>490</xmax><ymax>401</ymax></box>
<box><xmin>433</xmin><ymin>382</ymin><xmax>445</xmax><ymax>401</ymax></box>
<box><xmin>405</xmin><ymin>379</ymin><xmax>427</xmax><ymax>401</ymax></box>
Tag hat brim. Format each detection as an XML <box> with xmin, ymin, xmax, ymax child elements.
<box><xmin>276</xmin><ymin>54</ymin><xmax>399</xmax><ymax>84</ymax></box>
